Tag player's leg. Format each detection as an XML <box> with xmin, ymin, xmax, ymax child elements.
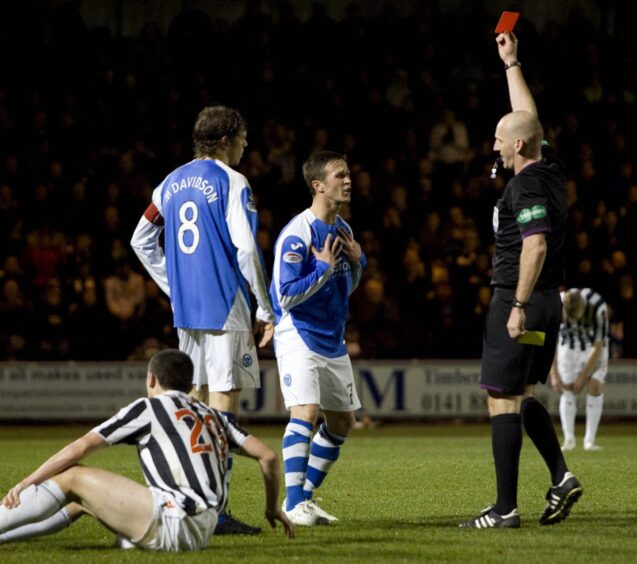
<box><xmin>287</xmin><ymin>404</ymin><xmax>319</xmax><ymax>508</ymax></box>
<box><xmin>54</xmin><ymin>466</ymin><xmax>155</xmax><ymax>540</ymax></box>
<box><xmin>0</xmin><ymin>467</ymin><xmax>153</xmax><ymax>542</ymax></box>
<box><xmin>179</xmin><ymin>328</ymin><xmax>209</xmax><ymax>404</ymax></box>
<box><xmin>208</xmin><ymin>389</ymin><xmax>240</xmax><ymax>501</ymax></box>
<box><xmin>278</xmin><ymin>351</ymin><xmax>327</xmax><ymax>525</ymax></box>
<box><xmin>557</xmin><ymin>348</ymin><xmax>580</xmax><ymax>450</ymax></box>
<box><xmin>306</xmin><ymin>409</ymin><xmax>354</xmax><ymax>500</ymax></box>
<box><xmin>279</xmin><ymin>351</ymin><xmax>320</xmax><ymax>510</ymax></box>
<box><xmin>205</xmin><ymin>330</ymin><xmax>261</xmax><ymax>534</ymax></box>
<box><xmin>558</xmin><ymin>390</ymin><xmax>577</xmax><ymax>450</ymax></box>
<box><xmin>302</xmin><ymin>354</ymin><xmax>360</xmax><ymax>518</ymax></box>
<box><xmin>584</xmin><ymin>376</ymin><xmax>605</xmax><ymax>451</ymax></box>
<box><xmin>0</xmin><ymin>502</ymin><xmax>83</xmax><ymax>544</ymax></box>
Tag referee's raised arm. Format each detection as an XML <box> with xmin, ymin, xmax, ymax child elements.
<box><xmin>497</xmin><ymin>31</ymin><xmax>538</xmax><ymax>117</ymax></box>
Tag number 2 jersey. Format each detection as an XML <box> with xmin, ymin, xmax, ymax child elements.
<box><xmin>92</xmin><ymin>390</ymin><xmax>249</xmax><ymax>515</ymax></box>
<box><xmin>270</xmin><ymin>209</ymin><xmax>365</xmax><ymax>358</ymax></box>
<box><xmin>131</xmin><ymin>159</ymin><xmax>274</xmax><ymax>330</ymax></box>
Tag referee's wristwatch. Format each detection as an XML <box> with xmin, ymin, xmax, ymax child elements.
<box><xmin>512</xmin><ymin>298</ymin><xmax>526</xmax><ymax>309</ymax></box>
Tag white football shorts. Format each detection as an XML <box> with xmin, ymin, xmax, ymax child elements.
<box><xmin>557</xmin><ymin>344</ymin><xmax>609</xmax><ymax>384</ymax></box>
<box><xmin>178</xmin><ymin>329</ymin><xmax>260</xmax><ymax>391</ymax></box>
<box><xmin>277</xmin><ymin>349</ymin><xmax>361</xmax><ymax>411</ymax></box>
<box><xmin>132</xmin><ymin>488</ymin><xmax>218</xmax><ymax>552</ymax></box>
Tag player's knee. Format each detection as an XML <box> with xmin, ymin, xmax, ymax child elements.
<box><xmin>291</xmin><ymin>404</ymin><xmax>319</xmax><ymax>425</ymax></box>
<box><xmin>588</xmin><ymin>379</ymin><xmax>604</xmax><ymax>395</ymax></box>
<box><xmin>53</xmin><ymin>465</ymin><xmax>85</xmax><ymax>496</ymax></box>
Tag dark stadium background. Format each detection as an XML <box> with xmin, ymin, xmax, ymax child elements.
<box><xmin>1</xmin><ymin>0</ymin><xmax>635</xmax><ymax>362</ymax></box>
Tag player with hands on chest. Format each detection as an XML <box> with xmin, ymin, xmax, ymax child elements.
<box><xmin>270</xmin><ymin>150</ymin><xmax>365</xmax><ymax>526</ymax></box>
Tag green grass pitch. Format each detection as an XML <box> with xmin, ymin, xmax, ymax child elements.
<box><xmin>1</xmin><ymin>422</ymin><xmax>636</xmax><ymax>563</ymax></box>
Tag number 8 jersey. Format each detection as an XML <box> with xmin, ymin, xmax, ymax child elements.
<box><xmin>131</xmin><ymin>159</ymin><xmax>274</xmax><ymax>330</ymax></box>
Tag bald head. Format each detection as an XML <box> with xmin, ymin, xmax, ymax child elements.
<box><xmin>497</xmin><ymin>111</ymin><xmax>543</xmax><ymax>159</ymax></box>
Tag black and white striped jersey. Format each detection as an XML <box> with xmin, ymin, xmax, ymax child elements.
<box><xmin>559</xmin><ymin>288</ymin><xmax>609</xmax><ymax>351</ymax></box>
<box><xmin>92</xmin><ymin>390</ymin><xmax>249</xmax><ymax>515</ymax></box>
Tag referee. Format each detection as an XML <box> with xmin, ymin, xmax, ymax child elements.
<box><xmin>460</xmin><ymin>31</ymin><xmax>583</xmax><ymax>529</ymax></box>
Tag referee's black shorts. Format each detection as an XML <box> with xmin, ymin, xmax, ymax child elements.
<box><xmin>480</xmin><ymin>287</ymin><xmax>561</xmax><ymax>396</ymax></box>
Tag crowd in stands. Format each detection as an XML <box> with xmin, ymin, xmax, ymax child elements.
<box><xmin>1</xmin><ymin>2</ymin><xmax>635</xmax><ymax>361</ymax></box>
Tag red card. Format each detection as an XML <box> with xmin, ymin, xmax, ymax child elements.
<box><xmin>495</xmin><ymin>11</ymin><xmax>520</xmax><ymax>33</ymax></box>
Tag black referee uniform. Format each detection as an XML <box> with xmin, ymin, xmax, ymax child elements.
<box><xmin>481</xmin><ymin>145</ymin><xmax>567</xmax><ymax>395</ymax></box>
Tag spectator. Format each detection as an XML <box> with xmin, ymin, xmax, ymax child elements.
<box><xmin>0</xmin><ymin>4</ymin><xmax>635</xmax><ymax>360</ymax></box>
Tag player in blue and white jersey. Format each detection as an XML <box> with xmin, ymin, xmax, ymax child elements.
<box><xmin>270</xmin><ymin>150</ymin><xmax>365</xmax><ymax>526</ymax></box>
<box><xmin>551</xmin><ymin>288</ymin><xmax>609</xmax><ymax>451</ymax></box>
<box><xmin>131</xmin><ymin>105</ymin><xmax>274</xmax><ymax>534</ymax></box>
<box><xmin>0</xmin><ymin>350</ymin><xmax>294</xmax><ymax>551</ymax></box>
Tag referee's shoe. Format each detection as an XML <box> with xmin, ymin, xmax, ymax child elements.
<box><xmin>459</xmin><ymin>505</ymin><xmax>520</xmax><ymax>529</ymax></box>
<box><xmin>539</xmin><ymin>472</ymin><xmax>583</xmax><ymax>525</ymax></box>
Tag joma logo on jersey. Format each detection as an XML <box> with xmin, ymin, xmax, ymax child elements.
<box><xmin>517</xmin><ymin>205</ymin><xmax>547</xmax><ymax>224</ymax></box>
<box><xmin>290</xmin><ymin>243</ymin><xmax>304</xmax><ymax>251</ymax></box>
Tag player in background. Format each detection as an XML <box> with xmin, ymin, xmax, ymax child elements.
<box><xmin>131</xmin><ymin>105</ymin><xmax>275</xmax><ymax>535</ymax></box>
<box><xmin>551</xmin><ymin>288</ymin><xmax>609</xmax><ymax>451</ymax></box>
<box><xmin>460</xmin><ymin>32</ymin><xmax>582</xmax><ymax>529</ymax></box>
<box><xmin>0</xmin><ymin>349</ymin><xmax>294</xmax><ymax>550</ymax></box>
<box><xmin>270</xmin><ymin>150</ymin><xmax>365</xmax><ymax>526</ymax></box>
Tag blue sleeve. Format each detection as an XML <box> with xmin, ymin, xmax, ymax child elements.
<box><xmin>276</xmin><ymin>235</ymin><xmax>332</xmax><ymax>309</ymax></box>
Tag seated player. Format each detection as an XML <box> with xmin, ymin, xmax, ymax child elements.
<box><xmin>0</xmin><ymin>349</ymin><xmax>294</xmax><ymax>551</ymax></box>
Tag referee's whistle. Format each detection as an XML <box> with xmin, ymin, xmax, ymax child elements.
<box><xmin>490</xmin><ymin>157</ymin><xmax>503</xmax><ymax>179</ymax></box>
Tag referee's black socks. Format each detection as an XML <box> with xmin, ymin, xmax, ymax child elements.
<box><xmin>521</xmin><ymin>397</ymin><xmax>568</xmax><ymax>486</ymax></box>
<box><xmin>491</xmin><ymin>413</ymin><xmax>522</xmax><ymax>515</ymax></box>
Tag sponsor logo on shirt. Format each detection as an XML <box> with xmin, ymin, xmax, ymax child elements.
<box><xmin>283</xmin><ymin>373</ymin><xmax>292</xmax><ymax>387</ymax></box>
<box><xmin>517</xmin><ymin>204</ymin><xmax>547</xmax><ymax>224</ymax></box>
<box><xmin>332</xmin><ymin>258</ymin><xmax>351</xmax><ymax>277</ymax></box>
<box><xmin>290</xmin><ymin>243</ymin><xmax>304</xmax><ymax>251</ymax></box>
<box><xmin>283</xmin><ymin>251</ymin><xmax>303</xmax><ymax>263</ymax></box>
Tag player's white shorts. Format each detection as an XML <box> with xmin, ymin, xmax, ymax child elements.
<box><xmin>557</xmin><ymin>345</ymin><xmax>609</xmax><ymax>385</ymax></box>
<box><xmin>277</xmin><ymin>350</ymin><xmax>361</xmax><ymax>411</ymax></box>
<box><xmin>132</xmin><ymin>488</ymin><xmax>217</xmax><ymax>552</ymax></box>
<box><xmin>178</xmin><ymin>329</ymin><xmax>260</xmax><ymax>391</ymax></box>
